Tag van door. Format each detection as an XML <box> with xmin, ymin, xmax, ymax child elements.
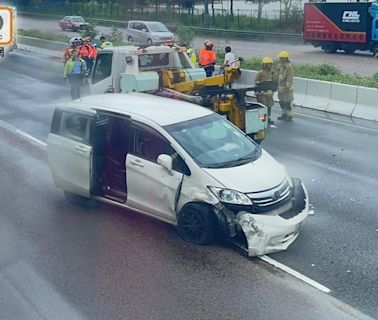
<box><xmin>126</xmin><ymin>122</ymin><xmax>185</xmax><ymax>221</ymax></box>
<box><xmin>90</xmin><ymin>51</ymin><xmax>114</xmax><ymax>94</ymax></box>
<box><xmin>372</xmin><ymin>18</ymin><xmax>378</xmax><ymax>41</ymax></box>
<box><xmin>47</xmin><ymin>108</ymin><xmax>96</xmax><ymax>197</ymax></box>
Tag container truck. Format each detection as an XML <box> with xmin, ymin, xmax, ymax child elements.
<box><xmin>303</xmin><ymin>1</ymin><xmax>378</xmax><ymax>55</ymax></box>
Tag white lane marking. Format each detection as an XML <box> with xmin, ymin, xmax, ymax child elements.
<box><xmin>259</xmin><ymin>255</ymin><xmax>331</xmax><ymax>293</ymax></box>
<box><xmin>16</xmin><ymin>130</ymin><xmax>47</xmax><ymax>147</ymax></box>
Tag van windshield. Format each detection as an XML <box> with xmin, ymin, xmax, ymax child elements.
<box><xmin>148</xmin><ymin>22</ymin><xmax>169</xmax><ymax>32</ymax></box>
<box><xmin>165</xmin><ymin>114</ymin><xmax>260</xmax><ymax>168</ymax></box>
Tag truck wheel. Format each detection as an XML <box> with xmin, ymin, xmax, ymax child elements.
<box><xmin>177</xmin><ymin>203</ymin><xmax>216</xmax><ymax>245</ymax></box>
<box><xmin>324</xmin><ymin>43</ymin><xmax>336</xmax><ymax>54</ymax></box>
<box><xmin>373</xmin><ymin>45</ymin><xmax>378</xmax><ymax>57</ymax></box>
<box><xmin>344</xmin><ymin>48</ymin><xmax>355</xmax><ymax>54</ymax></box>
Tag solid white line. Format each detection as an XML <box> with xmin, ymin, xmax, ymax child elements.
<box><xmin>259</xmin><ymin>255</ymin><xmax>331</xmax><ymax>294</ymax></box>
<box><xmin>16</xmin><ymin>130</ymin><xmax>47</xmax><ymax>147</ymax></box>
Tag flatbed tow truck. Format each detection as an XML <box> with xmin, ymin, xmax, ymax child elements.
<box><xmin>89</xmin><ymin>44</ymin><xmax>274</xmax><ymax>143</ymax></box>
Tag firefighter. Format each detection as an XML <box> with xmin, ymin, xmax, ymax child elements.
<box><xmin>63</xmin><ymin>49</ymin><xmax>87</xmax><ymax>100</ymax></box>
<box><xmin>99</xmin><ymin>36</ymin><xmax>113</xmax><ymax>49</ymax></box>
<box><xmin>62</xmin><ymin>37</ymin><xmax>82</xmax><ymax>64</ymax></box>
<box><xmin>79</xmin><ymin>36</ymin><xmax>97</xmax><ymax>72</ymax></box>
<box><xmin>198</xmin><ymin>40</ymin><xmax>216</xmax><ymax>77</ymax></box>
<box><xmin>277</xmin><ymin>50</ymin><xmax>294</xmax><ymax>121</ymax></box>
<box><xmin>255</xmin><ymin>57</ymin><xmax>276</xmax><ymax>125</ymax></box>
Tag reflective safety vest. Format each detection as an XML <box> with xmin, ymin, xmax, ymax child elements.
<box><xmin>79</xmin><ymin>44</ymin><xmax>97</xmax><ymax>60</ymax></box>
<box><xmin>198</xmin><ymin>47</ymin><xmax>216</xmax><ymax>67</ymax></box>
<box><xmin>187</xmin><ymin>47</ymin><xmax>197</xmax><ymax>65</ymax></box>
<box><xmin>100</xmin><ymin>41</ymin><xmax>113</xmax><ymax>49</ymax></box>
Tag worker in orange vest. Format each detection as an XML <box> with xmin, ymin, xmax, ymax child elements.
<box><xmin>198</xmin><ymin>40</ymin><xmax>217</xmax><ymax>77</ymax></box>
<box><xmin>79</xmin><ymin>36</ymin><xmax>97</xmax><ymax>72</ymax></box>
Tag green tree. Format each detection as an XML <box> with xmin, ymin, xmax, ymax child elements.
<box><xmin>246</xmin><ymin>0</ymin><xmax>274</xmax><ymax>21</ymax></box>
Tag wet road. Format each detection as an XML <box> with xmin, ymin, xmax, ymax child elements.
<box><xmin>18</xmin><ymin>15</ymin><xmax>378</xmax><ymax>77</ymax></box>
<box><xmin>1</xmin><ymin>50</ymin><xmax>378</xmax><ymax>319</ymax></box>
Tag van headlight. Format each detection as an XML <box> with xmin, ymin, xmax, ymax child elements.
<box><xmin>208</xmin><ymin>187</ymin><xmax>253</xmax><ymax>205</ymax></box>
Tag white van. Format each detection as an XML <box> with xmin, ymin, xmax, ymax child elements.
<box><xmin>47</xmin><ymin>93</ymin><xmax>309</xmax><ymax>257</ymax></box>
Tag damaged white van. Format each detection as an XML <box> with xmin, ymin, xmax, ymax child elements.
<box><xmin>47</xmin><ymin>93</ymin><xmax>309</xmax><ymax>257</ymax></box>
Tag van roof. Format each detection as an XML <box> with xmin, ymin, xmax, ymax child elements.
<box><xmin>70</xmin><ymin>93</ymin><xmax>213</xmax><ymax>126</ymax></box>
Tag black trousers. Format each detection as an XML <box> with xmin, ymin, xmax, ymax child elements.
<box><xmin>69</xmin><ymin>74</ymin><xmax>83</xmax><ymax>100</ymax></box>
<box><xmin>204</xmin><ymin>65</ymin><xmax>215</xmax><ymax>77</ymax></box>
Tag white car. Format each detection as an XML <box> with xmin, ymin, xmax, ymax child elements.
<box><xmin>47</xmin><ymin>93</ymin><xmax>309</xmax><ymax>256</ymax></box>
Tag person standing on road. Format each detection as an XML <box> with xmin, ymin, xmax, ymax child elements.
<box><xmin>79</xmin><ymin>36</ymin><xmax>97</xmax><ymax>72</ymax></box>
<box><xmin>277</xmin><ymin>50</ymin><xmax>294</xmax><ymax>121</ymax></box>
<box><xmin>63</xmin><ymin>49</ymin><xmax>87</xmax><ymax>100</ymax></box>
<box><xmin>99</xmin><ymin>36</ymin><xmax>113</xmax><ymax>49</ymax></box>
<box><xmin>255</xmin><ymin>57</ymin><xmax>276</xmax><ymax>125</ymax></box>
<box><xmin>62</xmin><ymin>37</ymin><xmax>82</xmax><ymax>64</ymax></box>
<box><xmin>198</xmin><ymin>40</ymin><xmax>217</xmax><ymax>77</ymax></box>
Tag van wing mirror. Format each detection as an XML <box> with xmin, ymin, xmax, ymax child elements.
<box><xmin>157</xmin><ymin>154</ymin><xmax>173</xmax><ymax>172</ymax></box>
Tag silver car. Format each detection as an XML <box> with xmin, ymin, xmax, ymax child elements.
<box><xmin>125</xmin><ymin>20</ymin><xmax>174</xmax><ymax>45</ymax></box>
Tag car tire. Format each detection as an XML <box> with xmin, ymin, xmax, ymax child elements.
<box><xmin>127</xmin><ymin>36</ymin><xmax>133</xmax><ymax>43</ymax></box>
<box><xmin>177</xmin><ymin>203</ymin><xmax>216</xmax><ymax>245</ymax></box>
<box><xmin>64</xmin><ymin>191</ymin><xmax>90</xmax><ymax>205</ymax></box>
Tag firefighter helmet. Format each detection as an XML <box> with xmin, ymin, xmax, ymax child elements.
<box><xmin>278</xmin><ymin>50</ymin><xmax>289</xmax><ymax>58</ymax></box>
<box><xmin>262</xmin><ymin>57</ymin><xmax>273</xmax><ymax>64</ymax></box>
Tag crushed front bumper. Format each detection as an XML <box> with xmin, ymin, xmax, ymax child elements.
<box><xmin>234</xmin><ymin>178</ymin><xmax>309</xmax><ymax>257</ymax></box>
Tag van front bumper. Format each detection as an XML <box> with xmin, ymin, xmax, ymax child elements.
<box><xmin>233</xmin><ymin>179</ymin><xmax>309</xmax><ymax>257</ymax></box>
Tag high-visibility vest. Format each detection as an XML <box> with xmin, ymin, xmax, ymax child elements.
<box><xmin>198</xmin><ymin>48</ymin><xmax>216</xmax><ymax>66</ymax></box>
<box><xmin>187</xmin><ymin>47</ymin><xmax>197</xmax><ymax>65</ymax></box>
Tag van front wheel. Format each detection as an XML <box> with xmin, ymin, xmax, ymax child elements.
<box><xmin>177</xmin><ymin>203</ymin><xmax>216</xmax><ymax>245</ymax></box>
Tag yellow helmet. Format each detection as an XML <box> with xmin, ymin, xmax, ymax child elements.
<box><xmin>262</xmin><ymin>57</ymin><xmax>273</xmax><ymax>64</ymax></box>
<box><xmin>279</xmin><ymin>50</ymin><xmax>289</xmax><ymax>58</ymax></box>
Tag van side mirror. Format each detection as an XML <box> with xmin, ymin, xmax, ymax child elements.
<box><xmin>157</xmin><ymin>154</ymin><xmax>173</xmax><ymax>172</ymax></box>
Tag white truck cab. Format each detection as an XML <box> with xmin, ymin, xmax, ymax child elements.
<box><xmin>47</xmin><ymin>93</ymin><xmax>309</xmax><ymax>257</ymax></box>
<box><xmin>90</xmin><ymin>45</ymin><xmax>205</xmax><ymax>95</ymax></box>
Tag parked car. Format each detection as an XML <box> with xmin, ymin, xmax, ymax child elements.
<box><xmin>46</xmin><ymin>93</ymin><xmax>309</xmax><ymax>257</ymax></box>
<box><xmin>59</xmin><ymin>16</ymin><xmax>90</xmax><ymax>31</ymax></box>
<box><xmin>125</xmin><ymin>20</ymin><xmax>174</xmax><ymax>45</ymax></box>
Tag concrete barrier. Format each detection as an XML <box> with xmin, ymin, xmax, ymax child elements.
<box><xmin>293</xmin><ymin>77</ymin><xmax>308</xmax><ymax>107</ymax></box>
<box><xmin>237</xmin><ymin>69</ymin><xmax>257</xmax><ymax>86</ymax></box>
<box><xmin>352</xmin><ymin>87</ymin><xmax>378</xmax><ymax>121</ymax></box>
<box><xmin>326</xmin><ymin>83</ymin><xmax>357</xmax><ymax>116</ymax></box>
<box><xmin>302</xmin><ymin>79</ymin><xmax>332</xmax><ymax>111</ymax></box>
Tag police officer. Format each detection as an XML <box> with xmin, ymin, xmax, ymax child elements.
<box><xmin>255</xmin><ymin>57</ymin><xmax>276</xmax><ymax>125</ymax></box>
<box><xmin>277</xmin><ymin>50</ymin><xmax>294</xmax><ymax>121</ymax></box>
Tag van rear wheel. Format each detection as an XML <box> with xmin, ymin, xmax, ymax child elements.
<box><xmin>177</xmin><ymin>203</ymin><xmax>216</xmax><ymax>245</ymax></box>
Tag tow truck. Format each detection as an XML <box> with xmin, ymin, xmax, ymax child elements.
<box><xmin>89</xmin><ymin>44</ymin><xmax>272</xmax><ymax>143</ymax></box>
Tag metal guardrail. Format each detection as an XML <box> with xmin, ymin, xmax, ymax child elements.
<box><xmin>19</xmin><ymin>11</ymin><xmax>303</xmax><ymax>44</ymax></box>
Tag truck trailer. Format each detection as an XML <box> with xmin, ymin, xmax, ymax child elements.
<box><xmin>303</xmin><ymin>1</ymin><xmax>378</xmax><ymax>55</ymax></box>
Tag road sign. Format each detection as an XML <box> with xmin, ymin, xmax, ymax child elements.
<box><xmin>0</xmin><ymin>6</ymin><xmax>13</xmax><ymax>45</ymax></box>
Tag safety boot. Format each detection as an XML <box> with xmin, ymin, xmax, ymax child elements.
<box><xmin>277</xmin><ymin>115</ymin><xmax>287</xmax><ymax>120</ymax></box>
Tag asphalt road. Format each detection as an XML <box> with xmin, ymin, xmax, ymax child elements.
<box><xmin>18</xmin><ymin>15</ymin><xmax>378</xmax><ymax>77</ymax></box>
<box><xmin>1</xmin><ymin>50</ymin><xmax>378</xmax><ymax>319</ymax></box>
